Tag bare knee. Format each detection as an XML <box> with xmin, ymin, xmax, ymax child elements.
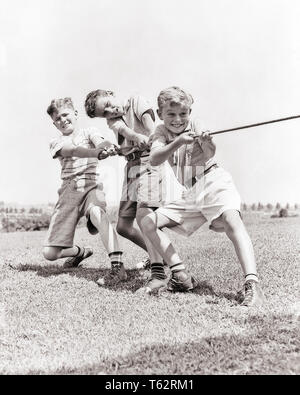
<box><xmin>136</xmin><ymin>208</ymin><xmax>153</xmax><ymax>228</ymax></box>
<box><xmin>89</xmin><ymin>206</ymin><xmax>104</xmax><ymax>223</ymax></box>
<box><xmin>116</xmin><ymin>220</ymin><xmax>132</xmax><ymax>238</ymax></box>
<box><xmin>140</xmin><ymin>215</ymin><xmax>157</xmax><ymax>234</ymax></box>
<box><xmin>43</xmin><ymin>247</ymin><xmax>60</xmax><ymax>261</ymax></box>
<box><xmin>136</xmin><ymin>211</ymin><xmax>144</xmax><ymax>227</ymax></box>
<box><xmin>222</xmin><ymin>211</ymin><xmax>243</xmax><ymax>234</ymax></box>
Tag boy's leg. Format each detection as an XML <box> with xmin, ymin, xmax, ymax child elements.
<box><xmin>44</xmin><ymin>181</ymin><xmax>93</xmax><ymax>268</ymax></box>
<box><xmin>89</xmin><ymin>206</ymin><xmax>121</xmax><ymax>254</ymax></box>
<box><xmin>116</xmin><ymin>160</ymin><xmax>148</xmax><ymax>252</ymax></box>
<box><xmin>136</xmin><ymin>208</ymin><xmax>168</xmax><ymax>294</ymax></box>
<box><xmin>140</xmin><ymin>211</ymin><xmax>183</xmax><ymax>267</ymax></box>
<box><xmin>138</xmin><ymin>211</ymin><xmax>196</xmax><ymax>293</ymax></box>
<box><xmin>43</xmin><ymin>246</ymin><xmax>93</xmax><ymax>268</ymax></box>
<box><xmin>215</xmin><ymin>210</ymin><xmax>257</xmax><ymax>276</ymax></box>
<box><xmin>136</xmin><ymin>208</ymin><xmax>163</xmax><ymax>264</ymax></box>
<box><xmin>117</xmin><ymin>216</ymin><xmax>147</xmax><ymax>251</ymax></box>
<box><xmin>216</xmin><ymin>209</ymin><xmax>265</xmax><ymax>306</ymax></box>
<box><xmin>89</xmin><ymin>206</ymin><xmax>127</xmax><ymax>284</ymax></box>
<box><xmin>117</xmin><ymin>205</ymin><xmax>151</xmax><ymax>271</ymax></box>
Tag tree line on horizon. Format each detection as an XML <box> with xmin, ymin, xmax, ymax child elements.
<box><xmin>241</xmin><ymin>202</ymin><xmax>298</xmax><ymax>211</ymax></box>
<box><xmin>0</xmin><ymin>201</ymin><xmax>299</xmax><ymax>233</ymax></box>
<box><xmin>0</xmin><ymin>201</ymin><xmax>298</xmax><ymax>215</ymax></box>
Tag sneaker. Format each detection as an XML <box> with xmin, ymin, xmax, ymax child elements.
<box><xmin>136</xmin><ymin>276</ymin><xmax>169</xmax><ymax>295</ymax></box>
<box><xmin>96</xmin><ymin>263</ymin><xmax>127</xmax><ymax>286</ymax></box>
<box><xmin>136</xmin><ymin>257</ymin><xmax>151</xmax><ymax>270</ymax></box>
<box><xmin>136</xmin><ymin>257</ymin><xmax>168</xmax><ymax>271</ymax></box>
<box><xmin>63</xmin><ymin>247</ymin><xmax>93</xmax><ymax>268</ymax></box>
<box><xmin>168</xmin><ymin>270</ymin><xmax>198</xmax><ymax>292</ymax></box>
<box><xmin>240</xmin><ymin>280</ymin><xmax>266</xmax><ymax>307</ymax></box>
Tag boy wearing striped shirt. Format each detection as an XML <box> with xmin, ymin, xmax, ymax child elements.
<box><xmin>43</xmin><ymin>97</ymin><xmax>127</xmax><ymax>284</ymax></box>
<box><xmin>138</xmin><ymin>87</ymin><xmax>265</xmax><ymax>306</ymax></box>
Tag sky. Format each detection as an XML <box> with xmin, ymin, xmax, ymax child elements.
<box><xmin>0</xmin><ymin>0</ymin><xmax>300</xmax><ymax>206</ymax></box>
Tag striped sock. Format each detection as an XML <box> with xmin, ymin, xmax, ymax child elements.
<box><xmin>170</xmin><ymin>262</ymin><xmax>186</xmax><ymax>273</ymax></box>
<box><xmin>151</xmin><ymin>263</ymin><xmax>167</xmax><ymax>280</ymax></box>
<box><xmin>109</xmin><ymin>251</ymin><xmax>123</xmax><ymax>267</ymax></box>
<box><xmin>245</xmin><ymin>273</ymin><xmax>259</xmax><ymax>283</ymax></box>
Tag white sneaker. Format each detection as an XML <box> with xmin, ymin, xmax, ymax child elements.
<box><xmin>240</xmin><ymin>280</ymin><xmax>266</xmax><ymax>307</ymax></box>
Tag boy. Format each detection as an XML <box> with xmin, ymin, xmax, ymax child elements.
<box><xmin>43</xmin><ymin>97</ymin><xmax>127</xmax><ymax>285</ymax></box>
<box><xmin>138</xmin><ymin>87</ymin><xmax>265</xmax><ymax>306</ymax></box>
<box><xmin>85</xmin><ymin>90</ymin><xmax>174</xmax><ymax>280</ymax></box>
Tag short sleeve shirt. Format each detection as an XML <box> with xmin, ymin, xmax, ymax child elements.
<box><xmin>49</xmin><ymin>127</ymin><xmax>104</xmax><ymax>181</ymax></box>
<box><xmin>107</xmin><ymin>95</ymin><xmax>155</xmax><ymax>155</ymax></box>
<box><xmin>151</xmin><ymin>119</ymin><xmax>217</xmax><ymax>186</ymax></box>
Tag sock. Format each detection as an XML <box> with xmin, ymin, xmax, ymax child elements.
<box><xmin>109</xmin><ymin>251</ymin><xmax>123</xmax><ymax>268</ymax></box>
<box><xmin>245</xmin><ymin>273</ymin><xmax>259</xmax><ymax>283</ymax></box>
<box><xmin>151</xmin><ymin>262</ymin><xmax>167</xmax><ymax>280</ymax></box>
<box><xmin>170</xmin><ymin>262</ymin><xmax>186</xmax><ymax>273</ymax></box>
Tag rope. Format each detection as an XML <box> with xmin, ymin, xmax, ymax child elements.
<box><xmin>210</xmin><ymin>115</ymin><xmax>300</xmax><ymax>136</ymax></box>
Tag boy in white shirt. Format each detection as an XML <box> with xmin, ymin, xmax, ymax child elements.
<box><xmin>138</xmin><ymin>87</ymin><xmax>265</xmax><ymax>306</ymax></box>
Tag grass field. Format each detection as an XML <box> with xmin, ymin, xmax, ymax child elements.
<box><xmin>0</xmin><ymin>214</ymin><xmax>299</xmax><ymax>375</ymax></box>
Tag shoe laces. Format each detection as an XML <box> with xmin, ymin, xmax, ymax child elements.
<box><xmin>243</xmin><ymin>281</ymin><xmax>255</xmax><ymax>304</ymax></box>
<box><xmin>171</xmin><ymin>270</ymin><xmax>186</xmax><ymax>282</ymax></box>
<box><xmin>111</xmin><ymin>263</ymin><xmax>122</xmax><ymax>275</ymax></box>
<box><xmin>170</xmin><ymin>276</ymin><xmax>185</xmax><ymax>290</ymax></box>
<box><xmin>142</xmin><ymin>257</ymin><xmax>151</xmax><ymax>270</ymax></box>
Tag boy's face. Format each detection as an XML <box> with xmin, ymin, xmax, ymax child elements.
<box><xmin>51</xmin><ymin>107</ymin><xmax>78</xmax><ymax>135</ymax></box>
<box><xmin>94</xmin><ymin>96</ymin><xmax>125</xmax><ymax>120</ymax></box>
<box><xmin>158</xmin><ymin>102</ymin><xmax>191</xmax><ymax>134</ymax></box>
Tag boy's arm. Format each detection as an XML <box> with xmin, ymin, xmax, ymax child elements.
<box><xmin>192</xmin><ymin>119</ymin><xmax>216</xmax><ymax>162</ymax></box>
<box><xmin>58</xmin><ymin>140</ymin><xmax>117</xmax><ymax>160</ymax></box>
<box><xmin>150</xmin><ymin>131</ymin><xmax>195</xmax><ymax>166</ymax></box>
<box><xmin>198</xmin><ymin>132</ymin><xmax>216</xmax><ymax>162</ymax></box>
<box><xmin>88</xmin><ymin>128</ymin><xmax>114</xmax><ymax>149</ymax></box>
<box><xmin>57</xmin><ymin>128</ymin><xmax>118</xmax><ymax>159</ymax></box>
<box><xmin>107</xmin><ymin>118</ymin><xmax>149</xmax><ymax>147</ymax></box>
<box><xmin>141</xmin><ymin>112</ymin><xmax>155</xmax><ymax>134</ymax></box>
<box><xmin>58</xmin><ymin>142</ymin><xmax>101</xmax><ymax>159</ymax></box>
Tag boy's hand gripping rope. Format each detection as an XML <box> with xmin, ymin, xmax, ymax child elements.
<box><xmin>114</xmin><ymin>114</ymin><xmax>300</xmax><ymax>155</ymax></box>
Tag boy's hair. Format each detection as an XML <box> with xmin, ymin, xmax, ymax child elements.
<box><xmin>157</xmin><ymin>86</ymin><xmax>194</xmax><ymax>111</ymax></box>
<box><xmin>85</xmin><ymin>89</ymin><xmax>114</xmax><ymax>118</ymax></box>
<box><xmin>47</xmin><ymin>97</ymin><xmax>75</xmax><ymax>117</ymax></box>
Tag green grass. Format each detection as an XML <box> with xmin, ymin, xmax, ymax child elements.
<box><xmin>0</xmin><ymin>215</ymin><xmax>299</xmax><ymax>375</ymax></box>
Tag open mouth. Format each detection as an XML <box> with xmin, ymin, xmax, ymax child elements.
<box><xmin>62</xmin><ymin>122</ymin><xmax>71</xmax><ymax>129</ymax></box>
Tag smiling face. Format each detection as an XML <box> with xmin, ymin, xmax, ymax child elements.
<box><xmin>158</xmin><ymin>102</ymin><xmax>191</xmax><ymax>134</ymax></box>
<box><xmin>51</xmin><ymin>107</ymin><xmax>78</xmax><ymax>135</ymax></box>
<box><xmin>94</xmin><ymin>96</ymin><xmax>125</xmax><ymax>120</ymax></box>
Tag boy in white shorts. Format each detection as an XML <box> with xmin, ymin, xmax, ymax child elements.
<box><xmin>138</xmin><ymin>87</ymin><xmax>265</xmax><ymax>307</ymax></box>
<box><xmin>43</xmin><ymin>97</ymin><xmax>127</xmax><ymax>285</ymax></box>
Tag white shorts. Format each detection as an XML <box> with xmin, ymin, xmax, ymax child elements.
<box><xmin>157</xmin><ymin>167</ymin><xmax>241</xmax><ymax>236</ymax></box>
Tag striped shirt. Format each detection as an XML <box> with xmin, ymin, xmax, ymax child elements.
<box><xmin>49</xmin><ymin>127</ymin><xmax>104</xmax><ymax>182</ymax></box>
<box><xmin>107</xmin><ymin>95</ymin><xmax>155</xmax><ymax>156</ymax></box>
<box><xmin>151</xmin><ymin>119</ymin><xmax>217</xmax><ymax>187</ymax></box>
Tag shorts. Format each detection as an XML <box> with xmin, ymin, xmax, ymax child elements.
<box><xmin>118</xmin><ymin>155</ymin><xmax>164</xmax><ymax>218</ymax></box>
<box><xmin>156</xmin><ymin>167</ymin><xmax>241</xmax><ymax>236</ymax></box>
<box><xmin>44</xmin><ymin>179</ymin><xmax>107</xmax><ymax>247</ymax></box>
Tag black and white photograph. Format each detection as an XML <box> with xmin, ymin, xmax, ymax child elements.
<box><xmin>0</xmin><ymin>0</ymin><xmax>299</xmax><ymax>378</ymax></box>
